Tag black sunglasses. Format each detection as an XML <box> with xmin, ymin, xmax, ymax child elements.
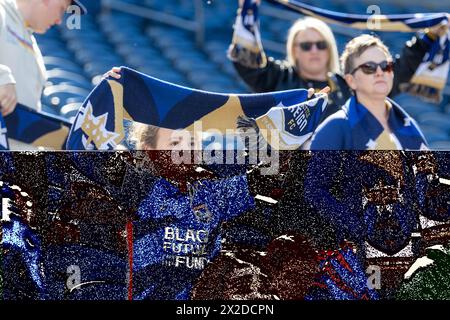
<box><xmin>351</xmin><ymin>60</ymin><xmax>394</xmax><ymax>75</ymax></box>
<box><xmin>297</xmin><ymin>41</ymin><xmax>328</xmax><ymax>51</ymax></box>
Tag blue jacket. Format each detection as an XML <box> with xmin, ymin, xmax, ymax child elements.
<box><xmin>132</xmin><ymin>175</ymin><xmax>255</xmax><ymax>300</ymax></box>
<box><xmin>310</xmin><ymin>96</ymin><xmax>428</xmax><ymax>150</ymax></box>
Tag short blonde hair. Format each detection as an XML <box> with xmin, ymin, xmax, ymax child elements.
<box><xmin>286</xmin><ymin>17</ymin><xmax>340</xmax><ymax>74</ymax></box>
<box><xmin>129</xmin><ymin>122</ymin><xmax>159</xmax><ymax>149</ymax></box>
<box><xmin>341</xmin><ymin>34</ymin><xmax>392</xmax><ymax>75</ymax></box>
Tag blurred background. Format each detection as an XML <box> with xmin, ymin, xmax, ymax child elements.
<box><xmin>35</xmin><ymin>0</ymin><xmax>450</xmax><ymax>149</ymax></box>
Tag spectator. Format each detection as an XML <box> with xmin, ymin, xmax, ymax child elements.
<box><xmin>229</xmin><ymin>0</ymin><xmax>448</xmax><ymax>126</ymax></box>
<box><xmin>0</xmin><ymin>0</ymin><xmax>85</xmax><ymax>115</ymax></box>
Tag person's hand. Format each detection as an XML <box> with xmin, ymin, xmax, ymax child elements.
<box><xmin>427</xmin><ymin>16</ymin><xmax>450</xmax><ymax>38</ymax></box>
<box><xmin>0</xmin><ymin>83</ymin><xmax>17</xmax><ymax>116</ymax></box>
<box><xmin>102</xmin><ymin>67</ymin><xmax>122</xmax><ymax>80</ymax></box>
<box><xmin>307</xmin><ymin>86</ymin><xmax>331</xmax><ymax>98</ymax></box>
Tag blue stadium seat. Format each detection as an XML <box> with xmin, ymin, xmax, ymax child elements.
<box><xmin>445</xmin><ymin>103</ymin><xmax>450</xmax><ymax>115</ymax></box>
<box><xmin>209</xmin><ymin>54</ymin><xmax>232</xmax><ymax>69</ymax></box>
<box><xmin>203</xmin><ymin>41</ymin><xmax>229</xmax><ymax>54</ymax></box>
<box><xmin>41</xmin><ymin>104</ymin><xmax>60</xmax><ymax>116</ymax></box>
<box><xmin>429</xmin><ymin>141</ymin><xmax>450</xmax><ymax>150</ymax></box>
<box><xmin>422</xmin><ymin>131</ymin><xmax>449</xmax><ymax>144</ymax></box>
<box><xmin>84</xmin><ymin>62</ymin><xmax>120</xmax><ymax>79</ymax></box>
<box><xmin>401</xmin><ymin>104</ymin><xmax>439</xmax><ymax>119</ymax></box>
<box><xmin>42</xmin><ymin>85</ymin><xmax>89</xmax><ymax>109</ymax></box>
<box><xmin>125</xmin><ymin>55</ymin><xmax>171</xmax><ymax>70</ymax></box>
<box><xmin>60</xmin><ymin>102</ymin><xmax>83</xmax><ymax>121</ymax></box>
<box><xmin>146</xmin><ymin>26</ymin><xmax>190</xmax><ymax>42</ymax></box>
<box><xmin>268</xmin><ymin>20</ymin><xmax>291</xmax><ymax>37</ymax></box>
<box><xmin>46</xmin><ymin>70</ymin><xmax>93</xmax><ymax>91</ymax></box>
<box><xmin>173</xmin><ymin>56</ymin><xmax>219</xmax><ymax>74</ymax></box>
<box><xmin>108</xmin><ymin>33</ymin><xmax>150</xmax><ymax>47</ymax></box>
<box><xmin>116</xmin><ymin>45</ymin><xmax>160</xmax><ymax>57</ymax></box>
<box><xmin>417</xmin><ymin>112</ymin><xmax>450</xmax><ymax>133</ymax></box>
<box><xmin>153</xmin><ymin>36</ymin><xmax>196</xmax><ymax>51</ymax></box>
<box><xmin>221</xmin><ymin>62</ymin><xmax>240</xmax><ymax>78</ymax></box>
<box><xmin>75</xmin><ymin>50</ymin><xmax>122</xmax><ymax>65</ymax></box>
<box><xmin>66</xmin><ymin>40</ymin><xmax>113</xmax><ymax>53</ymax></box>
<box><xmin>38</xmin><ymin>42</ymin><xmax>67</xmax><ymax>55</ymax></box>
<box><xmin>43</xmin><ymin>57</ymin><xmax>84</xmax><ymax>74</ymax></box>
<box><xmin>393</xmin><ymin>93</ymin><xmax>441</xmax><ymax>117</ymax></box>
<box><xmin>42</xmin><ymin>50</ymin><xmax>74</xmax><ymax>60</ymax></box>
<box><xmin>163</xmin><ymin>48</ymin><xmax>204</xmax><ymax>63</ymax></box>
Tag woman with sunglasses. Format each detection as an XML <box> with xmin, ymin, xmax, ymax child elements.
<box><xmin>230</xmin><ymin>10</ymin><xmax>348</xmax><ymax>123</ymax></box>
<box><xmin>229</xmin><ymin>0</ymin><xmax>447</xmax><ymax>127</ymax></box>
<box><xmin>310</xmin><ymin>35</ymin><xmax>428</xmax><ymax>150</ymax></box>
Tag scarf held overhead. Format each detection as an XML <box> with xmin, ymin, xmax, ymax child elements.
<box><xmin>265</xmin><ymin>0</ymin><xmax>448</xmax><ymax>32</ymax></box>
<box><xmin>66</xmin><ymin>67</ymin><xmax>327</xmax><ymax>150</ymax></box>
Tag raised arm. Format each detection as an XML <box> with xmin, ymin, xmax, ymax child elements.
<box><xmin>391</xmin><ymin>21</ymin><xmax>450</xmax><ymax>97</ymax></box>
<box><xmin>0</xmin><ymin>65</ymin><xmax>17</xmax><ymax>116</ymax></box>
<box><xmin>228</xmin><ymin>0</ymin><xmax>298</xmax><ymax>93</ymax></box>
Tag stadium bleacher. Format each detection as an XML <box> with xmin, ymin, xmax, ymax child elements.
<box><xmin>35</xmin><ymin>0</ymin><xmax>450</xmax><ymax>149</ymax></box>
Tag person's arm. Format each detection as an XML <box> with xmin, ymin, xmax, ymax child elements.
<box><xmin>0</xmin><ymin>7</ymin><xmax>17</xmax><ymax>116</ymax></box>
<box><xmin>137</xmin><ymin>178</ymin><xmax>191</xmax><ymax>221</ymax></box>
<box><xmin>0</xmin><ymin>64</ymin><xmax>15</xmax><ymax>86</ymax></box>
<box><xmin>0</xmin><ymin>12</ymin><xmax>16</xmax><ymax>88</ymax></box>
<box><xmin>391</xmin><ymin>23</ymin><xmax>449</xmax><ymax>97</ymax></box>
<box><xmin>233</xmin><ymin>58</ymin><xmax>298</xmax><ymax>93</ymax></box>
<box><xmin>228</xmin><ymin>0</ymin><xmax>298</xmax><ymax>93</ymax></box>
<box><xmin>0</xmin><ymin>65</ymin><xmax>17</xmax><ymax>116</ymax></box>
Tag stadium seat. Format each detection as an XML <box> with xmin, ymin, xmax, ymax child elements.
<box><xmin>417</xmin><ymin>112</ymin><xmax>450</xmax><ymax>133</ymax></box>
<box><xmin>42</xmin><ymin>85</ymin><xmax>89</xmax><ymax>109</ymax></box>
<box><xmin>394</xmin><ymin>93</ymin><xmax>441</xmax><ymax>117</ymax></box>
<box><xmin>60</xmin><ymin>102</ymin><xmax>84</xmax><ymax>121</ymax></box>
<box><xmin>124</xmin><ymin>54</ymin><xmax>171</xmax><ymax>71</ymax></box>
<box><xmin>41</xmin><ymin>104</ymin><xmax>61</xmax><ymax>116</ymax></box>
<box><xmin>429</xmin><ymin>141</ymin><xmax>450</xmax><ymax>150</ymax></box>
<box><xmin>115</xmin><ymin>45</ymin><xmax>160</xmax><ymax>58</ymax></box>
<box><xmin>46</xmin><ymin>70</ymin><xmax>93</xmax><ymax>91</ymax></box>
<box><xmin>43</xmin><ymin>57</ymin><xmax>85</xmax><ymax>74</ymax></box>
<box><xmin>419</xmin><ymin>124</ymin><xmax>450</xmax><ymax>143</ymax></box>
